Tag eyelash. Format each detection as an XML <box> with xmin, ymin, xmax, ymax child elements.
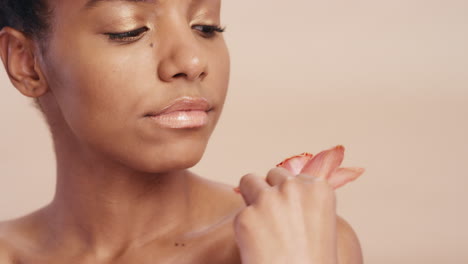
<box><xmin>104</xmin><ymin>25</ymin><xmax>226</xmax><ymax>42</ymax></box>
<box><xmin>192</xmin><ymin>25</ymin><xmax>226</xmax><ymax>38</ymax></box>
<box><xmin>105</xmin><ymin>27</ymin><xmax>149</xmax><ymax>42</ymax></box>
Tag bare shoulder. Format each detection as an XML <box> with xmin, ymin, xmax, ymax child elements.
<box><xmin>336</xmin><ymin>215</ymin><xmax>364</xmax><ymax>264</ymax></box>
<box><xmin>0</xmin><ymin>221</ymin><xmax>19</xmax><ymax>264</ymax></box>
<box><xmin>0</xmin><ymin>243</ymin><xmax>13</xmax><ymax>264</ymax></box>
<box><xmin>0</xmin><ymin>209</ymin><xmax>49</xmax><ymax>263</ymax></box>
<box><xmin>0</xmin><ymin>245</ymin><xmax>14</xmax><ymax>264</ymax></box>
<box><xmin>187</xmin><ymin>172</ymin><xmax>244</xmax><ymax>263</ymax></box>
<box><xmin>189</xmin><ymin>171</ymin><xmax>245</xmax><ymax>212</ymax></box>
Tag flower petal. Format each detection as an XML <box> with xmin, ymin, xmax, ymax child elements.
<box><xmin>276</xmin><ymin>152</ymin><xmax>313</xmax><ymax>175</ymax></box>
<box><xmin>300</xmin><ymin>145</ymin><xmax>345</xmax><ymax>180</ymax></box>
<box><xmin>328</xmin><ymin>167</ymin><xmax>365</xmax><ymax>189</ymax></box>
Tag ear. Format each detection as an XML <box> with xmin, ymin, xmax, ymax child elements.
<box><xmin>0</xmin><ymin>27</ymin><xmax>48</xmax><ymax>98</ymax></box>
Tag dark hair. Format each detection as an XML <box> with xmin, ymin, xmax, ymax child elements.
<box><xmin>0</xmin><ymin>0</ymin><xmax>53</xmax><ymax>42</ymax></box>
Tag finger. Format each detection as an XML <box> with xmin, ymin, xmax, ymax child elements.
<box><xmin>300</xmin><ymin>145</ymin><xmax>345</xmax><ymax>180</ymax></box>
<box><xmin>265</xmin><ymin>167</ymin><xmax>294</xmax><ymax>186</ymax></box>
<box><xmin>238</xmin><ymin>173</ymin><xmax>270</xmax><ymax>205</ymax></box>
<box><xmin>296</xmin><ymin>173</ymin><xmax>322</xmax><ymax>183</ymax></box>
<box><xmin>276</xmin><ymin>152</ymin><xmax>313</xmax><ymax>175</ymax></box>
<box><xmin>328</xmin><ymin>167</ymin><xmax>365</xmax><ymax>189</ymax></box>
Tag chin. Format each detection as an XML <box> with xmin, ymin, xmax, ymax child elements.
<box><xmin>120</xmin><ymin>138</ymin><xmax>209</xmax><ymax>174</ymax></box>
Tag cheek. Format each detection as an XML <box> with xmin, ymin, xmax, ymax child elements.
<box><xmin>47</xmin><ymin>37</ymin><xmax>155</xmax><ymax>161</ymax></box>
<box><xmin>208</xmin><ymin>44</ymin><xmax>230</xmax><ymax>109</ymax></box>
<box><xmin>52</xmin><ymin>40</ymin><xmax>150</xmax><ymax>129</ymax></box>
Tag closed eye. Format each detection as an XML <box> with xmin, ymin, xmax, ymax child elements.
<box><xmin>192</xmin><ymin>25</ymin><xmax>226</xmax><ymax>38</ymax></box>
<box><xmin>104</xmin><ymin>27</ymin><xmax>149</xmax><ymax>42</ymax></box>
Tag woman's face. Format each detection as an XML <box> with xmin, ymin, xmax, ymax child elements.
<box><xmin>40</xmin><ymin>0</ymin><xmax>230</xmax><ymax>172</ymax></box>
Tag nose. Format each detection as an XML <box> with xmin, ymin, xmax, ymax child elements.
<box><xmin>157</xmin><ymin>28</ymin><xmax>208</xmax><ymax>83</ymax></box>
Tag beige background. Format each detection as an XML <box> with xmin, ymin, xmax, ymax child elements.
<box><xmin>1</xmin><ymin>0</ymin><xmax>467</xmax><ymax>263</ymax></box>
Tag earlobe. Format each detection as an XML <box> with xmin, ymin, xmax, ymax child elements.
<box><xmin>0</xmin><ymin>27</ymin><xmax>48</xmax><ymax>99</ymax></box>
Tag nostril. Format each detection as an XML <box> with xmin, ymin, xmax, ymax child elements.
<box><xmin>173</xmin><ymin>73</ymin><xmax>187</xmax><ymax>78</ymax></box>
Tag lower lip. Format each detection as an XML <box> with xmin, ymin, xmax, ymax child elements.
<box><xmin>146</xmin><ymin>110</ymin><xmax>209</xmax><ymax>129</ymax></box>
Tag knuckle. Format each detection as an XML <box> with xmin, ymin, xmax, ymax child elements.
<box><xmin>266</xmin><ymin>167</ymin><xmax>278</xmax><ymax>176</ymax></box>
<box><xmin>280</xmin><ymin>179</ymin><xmax>308</xmax><ymax>204</ymax></box>
<box><xmin>266</xmin><ymin>167</ymin><xmax>293</xmax><ymax>187</ymax></box>
<box><xmin>267</xmin><ymin>167</ymin><xmax>288</xmax><ymax>177</ymax></box>
<box><xmin>239</xmin><ymin>173</ymin><xmax>258</xmax><ymax>186</ymax></box>
<box><xmin>255</xmin><ymin>187</ymin><xmax>274</xmax><ymax>204</ymax></box>
<box><xmin>312</xmin><ymin>181</ymin><xmax>336</xmax><ymax>204</ymax></box>
<box><xmin>234</xmin><ymin>207</ymin><xmax>255</xmax><ymax>231</ymax></box>
<box><xmin>279</xmin><ymin>177</ymin><xmax>299</xmax><ymax>195</ymax></box>
<box><xmin>294</xmin><ymin>176</ymin><xmax>336</xmax><ymax>206</ymax></box>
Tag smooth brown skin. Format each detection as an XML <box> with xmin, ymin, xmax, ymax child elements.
<box><xmin>0</xmin><ymin>0</ymin><xmax>363</xmax><ymax>263</ymax></box>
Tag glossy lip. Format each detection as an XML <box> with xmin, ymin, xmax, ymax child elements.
<box><xmin>144</xmin><ymin>97</ymin><xmax>212</xmax><ymax>117</ymax></box>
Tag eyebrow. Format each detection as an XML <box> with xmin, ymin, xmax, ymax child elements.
<box><xmin>83</xmin><ymin>0</ymin><xmax>155</xmax><ymax>10</ymax></box>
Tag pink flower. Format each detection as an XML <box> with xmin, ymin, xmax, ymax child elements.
<box><xmin>234</xmin><ymin>145</ymin><xmax>365</xmax><ymax>193</ymax></box>
<box><xmin>278</xmin><ymin>145</ymin><xmax>365</xmax><ymax>189</ymax></box>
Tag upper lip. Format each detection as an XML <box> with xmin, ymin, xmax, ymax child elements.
<box><xmin>145</xmin><ymin>97</ymin><xmax>212</xmax><ymax>116</ymax></box>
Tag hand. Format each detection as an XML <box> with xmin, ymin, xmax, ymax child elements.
<box><xmin>233</xmin><ymin>145</ymin><xmax>363</xmax><ymax>264</ymax></box>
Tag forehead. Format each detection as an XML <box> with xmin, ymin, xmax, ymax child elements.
<box><xmin>83</xmin><ymin>0</ymin><xmax>155</xmax><ymax>10</ymax></box>
<box><xmin>81</xmin><ymin>0</ymin><xmax>218</xmax><ymax>10</ymax></box>
<box><xmin>50</xmin><ymin>0</ymin><xmax>220</xmax><ymax>22</ymax></box>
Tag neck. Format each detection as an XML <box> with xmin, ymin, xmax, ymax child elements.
<box><xmin>43</xmin><ymin>133</ymin><xmax>198</xmax><ymax>258</ymax></box>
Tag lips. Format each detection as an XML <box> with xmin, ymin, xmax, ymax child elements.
<box><xmin>144</xmin><ymin>97</ymin><xmax>212</xmax><ymax>129</ymax></box>
<box><xmin>145</xmin><ymin>97</ymin><xmax>211</xmax><ymax>117</ymax></box>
